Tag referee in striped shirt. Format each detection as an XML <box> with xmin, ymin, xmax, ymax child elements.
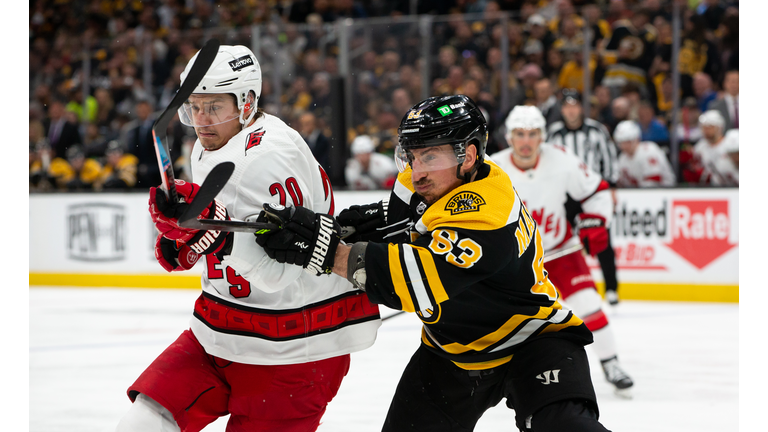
<box><xmin>547</xmin><ymin>89</ymin><xmax>622</xmax><ymax>305</ymax></box>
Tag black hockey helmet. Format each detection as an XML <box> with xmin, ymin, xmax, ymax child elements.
<box><xmin>396</xmin><ymin>94</ymin><xmax>488</xmax><ymax>181</ymax></box>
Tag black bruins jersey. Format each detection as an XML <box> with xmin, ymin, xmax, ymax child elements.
<box><xmin>363</xmin><ymin>161</ymin><xmax>593</xmax><ymax>370</ymax></box>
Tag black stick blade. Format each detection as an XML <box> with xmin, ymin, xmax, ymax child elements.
<box><xmin>178</xmin><ymin>161</ymin><xmax>236</xmax><ymax>225</ymax></box>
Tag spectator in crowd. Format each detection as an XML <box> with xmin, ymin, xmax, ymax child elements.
<box><xmin>63</xmin><ymin>145</ymin><xmax>103</xmax><ymax>191</ymax></box>
<box><xmin>96</xmin><ymin>140</ymin><xmax>139</xmax><ymax>190</ymax></box>
<box><xmin>30</xmin><ymin>119</ymin><xmax>51</xmax><ymax>190</ymax></box>
<box><xmin>297</xmin><ymin>111</ymin><xmax>331</xmax><ymax>174</ymax></box>
<box><xmin>344</xmin><ymin>135</ymin><xmax>397</xmax><ymax>190</ymax></box>
<box><xmin>557</xmin><ymin>49</ymin><xmax>596</xmax><ymax>95</ymax></box>
<box><xmin>125</xmin><ymin>99</ymin><xmax>161</xmax><ymax>190</ymax></box>
<box><xmin>676</xmin><ymin>96</ymin><xmax>702</xmax><ymax>143</ymax></box>
<box><xmin>82</xmin><ymin>122</ymin><xmax>111</xmax><ymax>158</ymax></box>
<box><xmin>510</xmin><ymin>63</ymin><xmax>542</xmax><ymax>106</ymax></box>
<box><xmin>369</xmin><ymin>105</ymin><xmax>400</xmax><ymax>157</ymax></box>
<box><xmin>65</xmin><ymin>85</ymin><xmax>99</xmax><ymax>125</ymax></box>
<box><xmin>637</xmin><ymin>100</ymin><xmax>670</xmax><ymax>150</ymax></box>
<box><xmin>534</xmin><ymin>77</ymin><xmax>562</xmax><ymax>127</ymax></box>
<box><xmin>593</xmin><ymin>85</ymin><xmax>615</xmax><ymax>126</ymax></box>
<box><xmin>613</xmin><ymin>120</ymin><xmax>676</xmax><ymax>187</ymax></box>
<box><xmin>391</xmin><ymin>87</ymin><xmax>413</xmax><ymax>121</ymax></box>
<box><xmin>44</xmin><ymin>98</ymin><xmax>82</xmax><ymax>160</ymax></box>
<box><xmin>708</xmin><ymin>69</ymin><xmax>738</xmax><ymax>130</ymax></box>
<box><xmin>94</xmin><ymin>87</ymin><xmax>119</xmax><ymax>131</ymax></box>
<box><xmin>693</xmin><ymin>110</ymin><xmax>738</xmax><ymax>186</ymax></box>
<box><xmin>599</xmin><ymin>6</ymin><xmax>657</xmax><ymax>98</ymax></box>
<box><xmin>609</xmin><ymin>96</ymin><xmax>632</xmax><ymax>134</ymax></box>
<box><xmin>692</xmin><ymin>72</ymin><xmax>718</xmax><ymax>114</ymax></box>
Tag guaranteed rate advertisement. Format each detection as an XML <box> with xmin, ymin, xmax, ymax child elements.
<box><xmin>586</xmin><ymin>188</ymin><xmax>738</xmax><ymax>289</ymax></box>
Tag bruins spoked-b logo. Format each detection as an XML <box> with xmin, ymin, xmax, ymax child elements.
<box><xmin>445</xmin><ymin>191</ymin><xmax>486</xmax><ymax>215</ymax></box>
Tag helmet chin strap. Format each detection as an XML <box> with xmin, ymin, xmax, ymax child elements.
<box><xmin>239</xmin><ymin>94</ymin><xmax>258</xmax><ymax>129</ymax></box>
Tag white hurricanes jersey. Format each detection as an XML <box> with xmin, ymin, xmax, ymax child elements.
<box><xmin>344</xmin><ymin>152</ymin><xmax>398</xmax><ymax>190</ymax></box>
<box><xmin>490</xmin><ymin>144</ymin><xmax>613</xmax><ymax>253</ymax></box>
<box><xmin>189</xmin><ymin>113</ymin><xmax>381</xmax><ymax>365</ymax></box>
<box><xmin>693</xmin><ymin>132</ymin><xmax>739</xmax><ymax>186</ymax></box>
<box><xmin>617</xmin><ymin>141</ymin><xmax>676</xmax><ymax>187</ymax></box>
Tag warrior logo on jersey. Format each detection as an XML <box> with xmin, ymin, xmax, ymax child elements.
<box><xmin>444</xmin><ymin>191</ymin><xmax>486</xmax><ymax>215</ymax></box>
<box><xmin>245</xmin><ymin>128</ymin><xmax>266</xmax><ymax>153</ymax></box>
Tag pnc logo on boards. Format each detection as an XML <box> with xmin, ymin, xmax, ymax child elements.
<box><xmin>664</xmin><ymin>200</ymin><xmax>737</xmax><ymax>269</ymax></box>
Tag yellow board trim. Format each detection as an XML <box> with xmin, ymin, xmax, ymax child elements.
<box><xmin>593</xmin><ymin>282</ymin><xmax>739</xmax><ymax>303</ymax></box>
<box><xmin>29</xmin><ymin>273</ymin><xmax>740</xmax><ymax>303</ymax></box>
<box><xmin>29</xmin><ymin>273</ymin><xmax>200</xmax><ymax>289</ymax></box>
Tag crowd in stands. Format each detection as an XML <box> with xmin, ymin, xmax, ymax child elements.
<box><xmin>29</xmin><ymin>0</ymin><xmax>739</xmax><ymax>192</ymax></box>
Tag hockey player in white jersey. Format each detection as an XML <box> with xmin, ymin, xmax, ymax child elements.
<box><xmin>492</xmin><ymin>105</ymin><xmax>634</xmax><ymax>395</ymax></box>
<box><xmin>116</xmin><ymin>45</ymin><xmax>381</xmax><ymax>432</ymax></box>
<box><xmin>693</xmin><ymin>110</ymin><xmax>739</xmax><ymax>186</ymax></box>
<box><xmin>613</xmin><ymin>120</ymin><xmax>676</xmax><ymax>187</ymax></box>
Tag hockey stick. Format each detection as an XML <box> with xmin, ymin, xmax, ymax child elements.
<box><xmin>152</xmin><ymin>38</ymin><xmax>220</xmax><ymax>202</ymax></box>
<box><xmin>178</xmin><ymin>161</ymin><xmax>235</xmax><ymax>224</ymax></box>
<box><xmin>381</xmin><ymin>243</ymin><xmax>585</xmax><ymax>322</ymax></box>
<box><xmin>176</xmin><ymin>161</ymin><xmax>280</xmax><ymax>235</ymax></box>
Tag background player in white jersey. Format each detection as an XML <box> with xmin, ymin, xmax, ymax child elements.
<box><xmin>492</xmin><ymin>105</ymin><xmax>634</xmax><ymax>396</ymax></box>
<box><xmin>344</xmin><ymin>134</ymin><xmax>398</xmax><ymax>190</ymax></box>
<box><xmin>693</xmin><ymin>110</ymin><xmax>739</xmax><ymax>186</ymax></box>
<box><xmin>613</xmin><ymin>120</ymin><xmax>676</xmax><ymax>187</ymax></box>
<box><xmin>116</xmin><ymin>45</ymin><xmax>381</xmax><ymax>432</ymax></box>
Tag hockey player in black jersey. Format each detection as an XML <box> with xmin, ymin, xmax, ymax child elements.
<box><xmin>255</xmin><ymin>95</ymin><xmax>612</xmax><ymax>431</ymax></box>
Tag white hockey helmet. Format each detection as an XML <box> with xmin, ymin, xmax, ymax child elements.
<box><xmin>351</xmin><ymin>135</ymin><xmax>376</xmax><ymax>155</ymax></box>
<box><xmin>178</xmin><ymin>45</ymin><xmax>262</xmax><ymax>128</ymax></box>
<box><xmin>613</xmin><ymin>120</ymin><xmax>642</xmax><ymax>143</ymax></box>
<box><xmin>698</xmin><ymin>110</ymin><xmax>725</xmax><ymax>130</ymax></box>
<box><xmin>504</xmin><ymin>105</ymin><xmax>547</xmax><ymax>141</ymax></box>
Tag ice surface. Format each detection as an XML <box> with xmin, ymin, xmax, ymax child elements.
<box><xmin>29</xmin><ymin>287</ymin><xmax>739</xmax><ymax>432</ymax></box>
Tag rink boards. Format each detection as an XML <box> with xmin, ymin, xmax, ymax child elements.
<box><xmin>29</xmin><ymin>188</ymin><xmax>739</xmax><ymax>303</ymax></box>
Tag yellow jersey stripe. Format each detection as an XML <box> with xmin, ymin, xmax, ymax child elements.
<box><xmin>389</xmin><ymin>243</ymin><xmax>416</xmax><ymax>312</ymax></box>
<box><xmin>439</xmin><ymin>307</ymin><xmax>553</xmax><ymax>354</ymax></box>
<box><xmin>415</xmin><ymin>246</ymin><xmax>449</xmax><ymax>304</ymax></box>
<box><xmin>452</xmin><ymin>355</ymin><xmax>513</xmax><ymax>370</ymax></box>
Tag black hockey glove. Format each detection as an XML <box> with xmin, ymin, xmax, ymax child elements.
<box><xmin>336</xmin><ymin>199</ymin><xmax>388</xmax><ymax>242</ymax></box>
<box><xmin>254</xmin><ymin>203</ymin><xmax>341</xmax><ymax>276</ymax></box>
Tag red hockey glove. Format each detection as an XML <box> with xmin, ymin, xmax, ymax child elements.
<box><xmin>154</xmin><ymin>234</ymin><xmax>200</xmax><ymax>272</ymax></box>
<box><xmin>576</xmin><ymin>213</ymin><xmax>609</xmax><ymax>256</ymax></box>
<box><xmin>148</xmin><ymin>179</ymin><xmax>231</xmax><ymax>255</ymax></box>
<box><xmin>149</xmin><ymin>180</ymin><xmax>208</xmax><ymax>242</ymax></box>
